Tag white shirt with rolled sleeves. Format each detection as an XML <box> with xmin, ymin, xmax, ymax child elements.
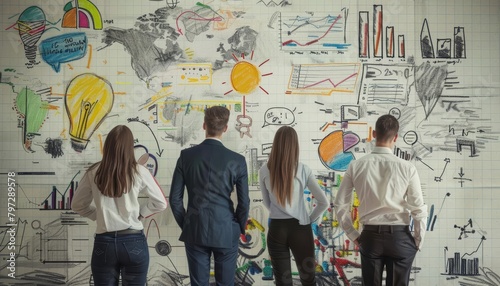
<box><xmin>259</xmin><ymin>162</ymin><xmax>329</xmax><ymax>225</ymax></box>
<box><xmin>72</xmin><ymin>164</ymin><xmax>167</xmax><ymax>234</ymax></box>
<box><xmin>333</xmin><ymin>147</ymin><xmax>428</xmax><ymax>249</ymax></box>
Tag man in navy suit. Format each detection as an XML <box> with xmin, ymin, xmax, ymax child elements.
<box><xmin>169</xmin><ymin>106</ymin><xmax>250</xmax><ymax>286</ymax></box>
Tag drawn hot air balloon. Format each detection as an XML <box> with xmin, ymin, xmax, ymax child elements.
<box><xmin>18</xmin><ymin>6</ymin><xmax>46</xmax><ymax>68</ymax></box>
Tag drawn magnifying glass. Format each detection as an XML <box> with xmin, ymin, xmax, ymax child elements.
<box><xmin>31</xmin><ymin>220</ymin><xmax>45</xmax><ymax>231</ymax></box>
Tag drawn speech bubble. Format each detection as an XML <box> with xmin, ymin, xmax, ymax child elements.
<box><xmin>262</xmin><ymin>107</ymin><xmax>295</xmax><ymax>127</ymax></box>
<box><xmin>39</xmin><ymin>32</ymin><xmax>87</xmax><ymax>72</ymax></box>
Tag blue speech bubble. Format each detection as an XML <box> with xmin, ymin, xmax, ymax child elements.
<box><xmin>39</xmin><ymin>32</ymin><xmax>87</xmax><ymax>72</ymax></box>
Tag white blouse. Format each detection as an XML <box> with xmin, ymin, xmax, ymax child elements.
<box><xmin>72</xmin><ymin>164</ymin><xmax>167</xmax><ymax>234</ymax></box>
<box><xmin>259</xmin><ymin>162</ymin><xmax>329</xmax><ymax>225</ymax></box>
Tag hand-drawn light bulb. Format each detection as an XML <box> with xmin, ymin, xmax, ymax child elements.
<box><xmin>65</xmin><ymin>73</ymin><xmax>114</xmax><ymax>152</ymax></box>
<box><xmin>18</xmin><ymin>6</ymin><xmax>46</xmax><ymax>67</ymax></box>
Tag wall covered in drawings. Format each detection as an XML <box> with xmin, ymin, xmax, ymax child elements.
<box><xmin>1</xmin><ymin>0</ymin><xmax>499</xmax><ymax>285</ymax></box>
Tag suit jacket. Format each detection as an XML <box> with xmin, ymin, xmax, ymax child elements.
<box><xmin>169</xmin><ymin>139</ymin><xmax>250</xmax><ymax>248</ymax></box>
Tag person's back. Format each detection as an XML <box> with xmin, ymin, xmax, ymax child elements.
<box><xmin>169</xmin><ymin>106</ymin><xmax>250</xmax><ymax>286</ymax></box>
<box><xmin>346</xmin><ymin>150</ymin><xmax>421</xmax><ymax>226</ymax></box>
<box><xmin>333</xmin><ymin>114</ymin><xmax>427</xmax><ymax>286</ymax></box>
<box><xmin>72</xmin><ymin>125</ymin><xmax>167</xmax><ymax>285</ymax></box>
<box><xmin>259</xmin><ymin>126</ymin><xmax>328</xmax><ymax>286</ymax></box>
<box><xmin>173</xmin><ymin>139</ymin><xmax>248</xmax><ymax>247</ymax></box>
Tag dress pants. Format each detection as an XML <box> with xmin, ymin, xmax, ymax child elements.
<box><xmin>358</xmin><ymin>225</ymin><xmax>418</xmax><ymax>286</ymax></box>
<box><xmin>185</xmin><ymin>242</ymin><xmax>239</xmax><ymax>286</ymax></box>
<box><xmin>91</xmin><ymin>231</ymin><xmax>149</xmax><ymax>286</ymax></box>
<box><xmin>267</xmin><ymin>218</ymin><xmax>316</xmax><ymax>286</ymax></box>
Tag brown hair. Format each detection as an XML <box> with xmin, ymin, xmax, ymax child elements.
<box><xmin>204</xmin><ymin>106</ymin><xmax>230</xmax><ymax>137</ymax></box>
<box><xmin>375</xmin><ymin>114</ymin><xmax>399</xmax><ymax>142</ymax></box>
<box><xmin>267</xmin><ymin>126</ymin><xmax>299</xmax><ymax>206</ymax></box>
<box><xmin>92</xmin><ymin>125</ymin><xmax>138</xmax><ymax>197</ymax></box>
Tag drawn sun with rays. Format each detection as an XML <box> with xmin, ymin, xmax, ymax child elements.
<box><xmin>224</xmin><ymin>52</ymin><xmax>272</xmax><ymax>95</ymax></box>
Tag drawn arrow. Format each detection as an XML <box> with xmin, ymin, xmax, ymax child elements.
<box><xmin>458</xmin><ymin>167</ymin><xmax>464</xmax><ymax>178</ymax></box>
<box><xmin>128</xmin><ymin>118</ymin><xmax>164</xmax><ymax>157</ymax></box>
<box><xmin>415</xmin><ymin>156</ymin><xmax>434</xmax><ymax>170</ymax></box>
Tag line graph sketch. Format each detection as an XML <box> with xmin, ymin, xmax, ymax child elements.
<box><xmin>280</xmin><ymin>9</ymin><xmax>350</xmax><ymax>52</ymax></box>
<box><xmin>286</xmin><ymin>63</ymin><xmax>361</xmax><ymax>96</ymax></box>
<box><xmin>1</xmin><ymin>0</ymin><xmax>500</xmax><ymax>285</ymax></box>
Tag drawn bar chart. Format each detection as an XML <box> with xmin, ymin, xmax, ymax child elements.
<box><xmin>445</xmin><ymin>252</ymin><xmax>479</xmax><ymax>276</ymax></box>
<box><xmin>286</xmin><ymin>63</ymin><xmax>361</xmax><ymax>96</ymax></box>
<box><xmin>41</xmin><ymin>181</ymin><xmax>77</xmax><ymax>210</ymax></box>
<box><xmin>420</xmin><ymin>18</ymin><xmax>466</xmax><ymax>59</ymax></box>
<box><xmin>280</xmin><ymin>10</ymin><xmax>350</xmax><ymax>52</ymax></box>
<box><xmin>358</xmin><ymin>5</ymin><xmax>406</xmax><ymax>58</ymax></box>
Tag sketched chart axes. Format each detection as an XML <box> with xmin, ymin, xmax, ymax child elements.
<box><xmin>280</xmin><ymin>11</ymin><xmax>349</xmax><ymax>51</ymax></box>
<box><xmin>302</xmin><ymin>73</ymin><xmax>359</xmax><ymax>89</ymax></box>
<box><xmin>284</xmin><ymin>15</ymin><xmax>339</xmax><ymax>36</ymax></box>
<box><xmin>286</xmin><ymin>63</ymin><xmax>360</xmax><ymax>96</ymax></box>
<box><xmin>282</xmin><ymin>14</ymin><xmax>341</xmax><ymax>47</ymax></box>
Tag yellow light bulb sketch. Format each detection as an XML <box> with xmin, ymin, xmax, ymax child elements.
<box><xmin>64</xmin><ymin>73</ymin><xmax>114</xmax><ymax>152</ymax></box>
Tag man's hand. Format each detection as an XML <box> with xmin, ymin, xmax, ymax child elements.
<box><xmin>354</xmin><ymin>238</ymin><xmax>360</xmax><ymax>247</ymax></box>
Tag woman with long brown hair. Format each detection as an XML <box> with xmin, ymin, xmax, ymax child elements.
<box><xmin>259</xmin><ymin>126</ymin><xmax>328</xmax><ymax>285</ymax></box>
<box><xmin>72</xmin><ymin>125</ymin><xmax>167</xmax><ymax>285</ymax></box>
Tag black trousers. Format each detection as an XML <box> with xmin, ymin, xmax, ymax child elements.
<box><xmin>358</xmin><ymin>225</ymin><xmax>418</xmax><ymax>286</ymax></box>
<box><xmin>267</xmin><ymin>218</ymin><xmax>316</xmax><ymax>286</ymax></box>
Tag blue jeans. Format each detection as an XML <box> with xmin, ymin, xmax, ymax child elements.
<box><xmin>91</xmin><ymin>232</ymin><xmax>149</xmax><ymax>286</ymax></box>
<box><xmin>185</xmin><ymin>242</ymin><xmax>239</xmax><ymax>286</ymax></box>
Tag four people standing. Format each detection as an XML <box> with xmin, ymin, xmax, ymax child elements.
<box><xmin>72</xmin><ymin>112</ymin><xmax>426</xmax><ymax>285</ymax></box>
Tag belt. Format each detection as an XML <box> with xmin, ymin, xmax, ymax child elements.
<box><xmin>99</xmin><ymin>229</ymin><xmax>143</xmax><ymax>236</ymax></box>
<box><xmin>363</xmin><ymin>225</ymin><xmax>409</xmax><ymax>233</ymax></box>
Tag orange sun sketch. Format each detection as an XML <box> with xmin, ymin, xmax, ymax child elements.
<box><xmin>224</xmin><ymin>51</ymin><xmax>272</xmax><ymax>95</ymax></box>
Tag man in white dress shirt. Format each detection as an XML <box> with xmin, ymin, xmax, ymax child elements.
<box><xmin>333</xmin><ymin>114</ymin><xmax>427</xmax><ymax>286</ymax></box>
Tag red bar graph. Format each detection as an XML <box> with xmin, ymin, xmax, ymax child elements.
<box><xmin>373</xmin><ymin>5</ymin><xmax>383</xmax><ymax>58</ymax></box>
<box><xmin>386</xmin><ymin>26</ymin><xmax>394</xmax><ymax>57</ymax></box>
<box><xmin>359</xmin><ymin>12</ymin><xmax>369</xmax><ymax>58</ymax></box>
<box><xmin>398</xmin><ymin>35</ymin><xmax>405</xmax><ymax>58</ymax></box>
